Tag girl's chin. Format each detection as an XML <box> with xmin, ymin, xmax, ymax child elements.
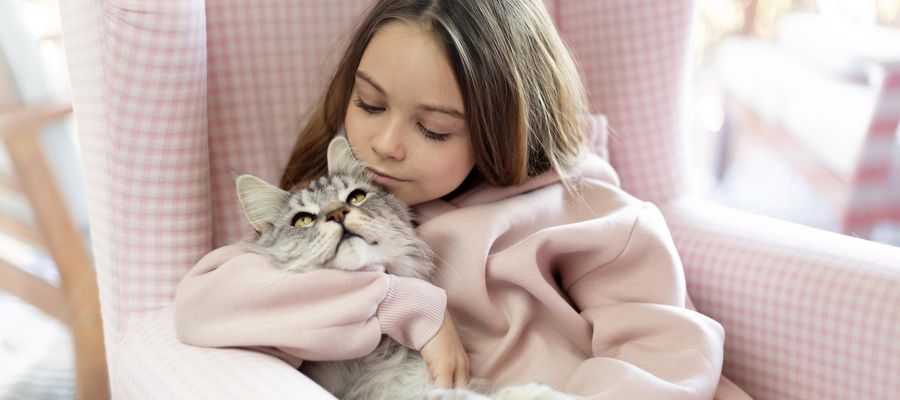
<box><xmin>392</xmin><ymin>191</ymin><xmax>424</xmax><ymax>206</ymax></box>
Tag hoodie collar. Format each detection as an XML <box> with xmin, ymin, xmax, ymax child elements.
<box><xmin>413</xmin><ymin>152</ymin><xmax>619</xmax><ymax>221</ymax></box>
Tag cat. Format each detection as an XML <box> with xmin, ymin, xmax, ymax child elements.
<box><xmin>234</xmin><ymin>136</ymin><xmax>575</xmax><ymax>400</ymax></box>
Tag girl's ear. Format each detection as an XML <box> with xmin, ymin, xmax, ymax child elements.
<box><xmin>235</xmin><ymin>174</ymin><xmax>289</xmax><ymax>232</ymax></box>
<box><xmin>327</xmin><ymin>136</ymin><xmax>364</xmax><ymax>175</ymax></box>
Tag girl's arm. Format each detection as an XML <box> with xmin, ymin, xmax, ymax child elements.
<box><xmin>173</xmin><ymin>244</ymin><xmax>446</xmax><ymax>366</ymax></box>
<box><xmin>562</xmin><ymin>203</ymin><xmax>725</xmax><ymax>399</ymax></box>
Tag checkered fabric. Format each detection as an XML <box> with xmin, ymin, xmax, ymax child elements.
<box><xmin>666</xmin><ymin>199</ymin><xmax>900</xmax><ymax>399</ymax></box>
<box><xmin>58</xmin><ymin>0</ymin><xmax>900</xmax><ymax>399</ymax></box>
<box><xmin>560</xmin><ymin>0</ymin><xmax>695</xmax><ymax>205</ymax></box>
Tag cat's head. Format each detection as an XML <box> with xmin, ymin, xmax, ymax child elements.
<box><xmin>234</xmin><ymin>136</ymin><xmax>430</xmax><ymax>278</ymax></box>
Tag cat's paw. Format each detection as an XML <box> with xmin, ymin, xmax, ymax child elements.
<box><xmin>491</xmin><ymin>383</ymin><xmax>577</xmax><ymax>400</ymax></box>
<box><xmin>424</xmin><ymin>388</ymin><xmax>492</xmax><ymax>400</ymax></box>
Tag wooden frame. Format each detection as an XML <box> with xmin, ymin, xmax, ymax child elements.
<box><xmin>0</xmin><ymin>101</ymin><xmax>109</xmax><ymax>400</ymax></box>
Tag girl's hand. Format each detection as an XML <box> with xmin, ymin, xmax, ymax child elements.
<box><xmin>419</xmin><ymin>311</ymin><xmax>470</xmax><ymax>388</ymax></box>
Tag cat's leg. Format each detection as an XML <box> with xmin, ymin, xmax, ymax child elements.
<box><xmin>343</xmin><ymin>340</ymin><xmax>433</xmax><ymax>400</ymax></box>
<box><xmin>490</xmin><ymin>383</ymin><xmax>576</xmax><ymax>400</ymax></box>
<box><xmin>348</xmin><ymin>360</ymin><xmax>433</xmax><ymax>400</ymax></box>
<box><xmin>299</xmin><ymin>360</ymin><xmax>357</xmax><ymax>399</ymax></box>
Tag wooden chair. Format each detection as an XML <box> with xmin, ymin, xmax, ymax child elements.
<box><xmin>0</xmin><ymin>101</ymin><xmax>109</xmax><ymax>400</ymax></box>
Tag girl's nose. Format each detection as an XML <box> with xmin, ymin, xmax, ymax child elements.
<box><xmin>371</xmin><ymin>120</ymin><xmax>406</xmax><ymax>161</ymax></box>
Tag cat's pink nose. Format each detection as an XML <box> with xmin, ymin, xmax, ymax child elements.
<box><xmin>327</xmin><ymin>206</ymin><xmax>350</xmax><ymax>223</ymax></box>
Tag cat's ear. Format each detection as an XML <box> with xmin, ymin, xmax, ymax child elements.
<box><xmin>327</xmin><ymin>136</ymin><xmax>364</xmax><ymax>175</ymax></box>
<box><xmin>235</xmin><ymin>174</ymin><xmax>289</xmax><ymax>232</ymax></box>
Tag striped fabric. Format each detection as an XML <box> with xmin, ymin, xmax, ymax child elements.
<box><xmin>57</xmin><ymin>0</ymin><xmax>900</xmax><ymax>399</ymax></box>
<box><xmin>842</xmin><ymin>62</ymin><xmax>900</xmax><ymax>237</ymax></box>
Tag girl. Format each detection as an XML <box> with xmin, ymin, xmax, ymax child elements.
<box><xmin>175</xmin><ymin>0</ymin><xmax>749</xmax><ymax>398</ymax></box>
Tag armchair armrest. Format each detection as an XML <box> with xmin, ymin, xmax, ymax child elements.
<box><xmin>664</xmin><ymin>199</ymin><xmax>900</xmax><ymax>400</ymax></box>
<box><xmin>115</xmin><ymin>307</ymin><xmax>336</xmax><ymax>399</ymax></box>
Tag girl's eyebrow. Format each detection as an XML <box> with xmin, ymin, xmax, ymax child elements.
<box><xmin>356</xmin><ymin>71</ymin><xmax>387</xmax><ymax>95</ymax></box>
<box><xmin>356</xmin><ymin>70</ymin><xmax>465</xmax><ymax>119</ymax></box>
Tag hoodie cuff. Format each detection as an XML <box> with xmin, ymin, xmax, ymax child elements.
<box><xmin>377</xmin><ymin>275</ymin><xmax>447</xmax><ymax>350</ymax></box>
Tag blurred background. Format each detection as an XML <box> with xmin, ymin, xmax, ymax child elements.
<box><xmin>688</xmin><ymin>0</ymin><xmax>900</xmax><ymax>244</ymax></box>
<box><xmin>0</xmin><ymin>0</ymin><xmax>899</xmax><ymax>398</ymax></box>
<box><xmin>2</xmin><ymin>0</ymin><xmax>87</xmax><ymax>398</ymax></box>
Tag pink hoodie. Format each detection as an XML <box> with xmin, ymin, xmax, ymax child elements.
<box><xmin>174</xmin><ymin>153</ymin><xmax>750</xmax><ymax>399</ymax></box>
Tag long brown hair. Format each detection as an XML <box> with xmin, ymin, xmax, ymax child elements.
<box><xmin>280</xmin><ymin>0</ymin><xmax>588</xmax><ymax>191</ymax></box>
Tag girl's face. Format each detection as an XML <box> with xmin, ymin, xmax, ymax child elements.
<box><xmin>345</xmin><ymin>21</ymin><xmax>475</xmax><ymax>206</ymax></box>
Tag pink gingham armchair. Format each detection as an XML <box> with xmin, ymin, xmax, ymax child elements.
<box><xmin>59</xmin><ymin>1</ymin><xmax>900</xmax><ymax>399</ymax></box>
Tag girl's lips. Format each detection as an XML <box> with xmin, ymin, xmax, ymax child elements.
<box><xmin>366</xmin><ymin>167</ymin><xmax>408</xmax><ymax>186</ymax></box>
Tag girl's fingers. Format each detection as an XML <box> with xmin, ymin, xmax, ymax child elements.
<box><xmin>455</xmin><ymin>371</ymin><xmax>469</xmax><ymax>389</ymax></box>
<box><xmin>455</xmin><ymin>358</ymin><xmax>470</xmax><ymax>388</ymax></box>
<box><xmin>434</xmin><ymin>368</ymin><xmax>452</xmax><ymax>389</ymax></box>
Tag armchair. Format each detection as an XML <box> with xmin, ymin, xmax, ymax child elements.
<box><xmin>58</xmin><ymin>0</ymin><xmax>900</xmax><ymax>399</ymax></box>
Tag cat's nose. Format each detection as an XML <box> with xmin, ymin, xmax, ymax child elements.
<box><xmin>326</xmin><ymin>206</ymin><xmax>350</xmax><ymax>223</ymax></box>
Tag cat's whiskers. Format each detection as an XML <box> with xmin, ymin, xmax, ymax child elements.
<box><xmin>284</xmin><ymin>235</ymin><xmax>334</xmax><ymax>272</ymax></box>
<box><xmin>424</xmin><ymin>250</ymin><xmax>467</xmax><ymax>281</ymax></box>
<box><xmin>362</xmin><ymin>224</ymin><xmax>431</xmax><ymax>260</ymax></box>
<box><xmin>413</xmin><ymin>230</ymin><xmax>468</xmax><ymax>281</ymax></box>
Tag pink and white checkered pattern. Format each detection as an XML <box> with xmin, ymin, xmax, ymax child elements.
<box><xmin>560</xmin><ymin>0</ymin><xmax>695</xmax><ymax>205</ymax></box>
<box><xmin>58</xmin><ymin>0</ymin><xmax>900</xmax><ymax>399</ymax></box>
<box><xmin>666</xmin><ymin>199</ymin><xmax>900</xmax><ymax>399</ymax></box>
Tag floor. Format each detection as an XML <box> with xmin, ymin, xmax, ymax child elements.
<box><xmin>0</xmin><ymin>234</ymin><xmax>73</xmax><ymax>400</ymax></box>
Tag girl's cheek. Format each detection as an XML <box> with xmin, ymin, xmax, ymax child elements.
<box><xmin>344</xmin><ymin>109</ymin><xmax>365</xmax><ymax>144</ymax></box>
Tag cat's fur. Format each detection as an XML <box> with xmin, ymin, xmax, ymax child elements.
<box><xmin>234</xmin><ymin>137</ymin><xmax>575</xmax><ymax>400</ymax></box>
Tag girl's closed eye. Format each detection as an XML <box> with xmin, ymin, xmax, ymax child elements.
<box><xmin>416</xmin><ymin>123</ymin><xmax>450</xmax><ymax>142</ymax></box>
<box><xmin>354</xmin><ymin>96</ymin><xmax>451</xmax><ymax>142</ymax></box>
<box><xmin>354</xmin><ymin>97</ymin><xmax>384</xmax><ymax>114</ymax></box>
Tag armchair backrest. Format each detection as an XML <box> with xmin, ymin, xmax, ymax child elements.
<box><xmin>60</xmin><ymin>0</ymin><xmax>695</xmax><ymax>338</ymax></box>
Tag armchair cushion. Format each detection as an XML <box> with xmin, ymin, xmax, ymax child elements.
<box><xmin>665</xmin><ymin>199</ymin><xmax>900</xmax><ymax>400</ymax></box>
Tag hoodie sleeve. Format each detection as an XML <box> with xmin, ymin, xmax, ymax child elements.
<box><xmin>562</xmin><ymin>203</ymin><xmax>725</xmax><ymax>399</ymax></box>
<box><xmin>174</xmin><ymin>244</ymin><xmax>446</xmax><ymax>366</ymax></box>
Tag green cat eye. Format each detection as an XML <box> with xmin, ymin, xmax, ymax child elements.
<box><xmin>347</xmin><ymin>189</ymin><xmax>367</xmax><ymax>205</ymax></box>
<box><xmin>292</xmin><ymin>212</ymin><xmax>316</xmax><ymax>228</ymax></box>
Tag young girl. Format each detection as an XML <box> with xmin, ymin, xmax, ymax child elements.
<box><xmin>175</xmin><ymin>0</ymin><xmax>749</xmax><ymax>398</ymax></box>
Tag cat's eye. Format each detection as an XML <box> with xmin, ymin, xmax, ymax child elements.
<box><xmin>292</xmin><ymin>212</ymin><xmax>316</xmax><ymax>228</ymax></box>
<box><xmin>347</xmin><ymin>189</ymin><xmax>368</xmax><ymax>205</ymax></box>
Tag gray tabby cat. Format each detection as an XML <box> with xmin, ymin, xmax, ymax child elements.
<box><xmin>234</xmin><ymin>136</ymin><xmax>575</xmax><ymax>400</ymax></box>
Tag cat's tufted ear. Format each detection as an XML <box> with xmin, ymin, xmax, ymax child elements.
<box><xmin>235</xmin><ymin>174</ymin><xmax>289</xmax><ymax>232</ymax></box>
<box><xmin>327</xmin><ymin>136</ymin><xmax>364</xmax><ymax>176</ymax></box>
